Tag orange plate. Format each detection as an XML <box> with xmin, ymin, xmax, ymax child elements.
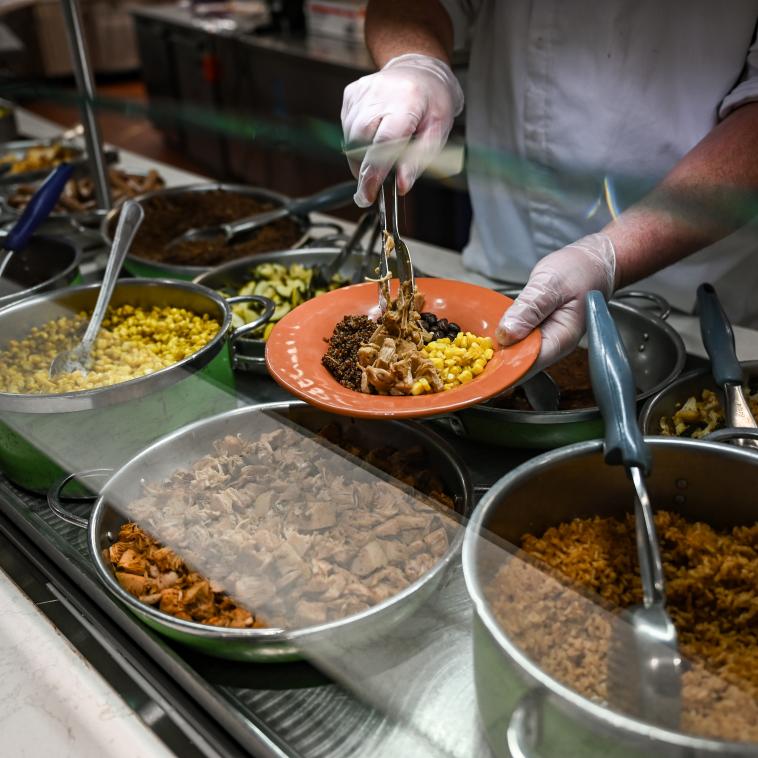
<box><xmin>265</xmin><ymin>278</ymin><xmax>541</xmax><ymax>419</ymax></box>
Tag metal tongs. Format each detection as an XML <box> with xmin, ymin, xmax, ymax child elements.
<box><xmin>377</xmin><ymin>172</ymin><xmax>415</xmax><ymax>312</ymax></box>
<box><xmin>585</xmin><ymin>291</ymin><xmax>682</xmax><ymax>730</ymax></box>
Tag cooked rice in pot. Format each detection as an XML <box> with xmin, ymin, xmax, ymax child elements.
<box><xmin>486</xmin><ymin>510</ymin><xmax>758</xmax><ymax>742</ymax></box>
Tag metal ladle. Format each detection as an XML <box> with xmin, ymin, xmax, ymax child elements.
<box><xmin>586</xmin><ymin>290</ymin><xmax>682</xmax><ymax>730</ymax></box>
<box><xmin>49</xmin><ymin>199</ymin><xmax>144</xmax><ymax>378</ymax></box>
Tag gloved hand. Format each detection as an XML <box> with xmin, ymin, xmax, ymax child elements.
<box><xmin>341</xmin><ymin>53</ymin><xmax>464</xmax><ymax>207</ymax></box>
<box><xmin>496</xmin><ymin>233</ymin><xmax>618</xmax><ymax>370</ymax></box>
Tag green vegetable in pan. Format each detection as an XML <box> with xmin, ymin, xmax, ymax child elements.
<box><xmin>225</xmin><ymin>262</ymin><xmax>348</xmax><ymax>340</ymax></box>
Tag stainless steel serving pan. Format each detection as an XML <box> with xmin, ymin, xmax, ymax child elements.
<box><xmin>0</xmin><ymin>232</ymin><xmax>82</xmax><ymax>308</ymax></box>
<box><xmin>193</xmin><ymin>245</ymin><xmax>420</xmax><ymax>373</ymax></box>
<box><xmin>463</xmin><ymin>434</ymin><xmax>758</xmax><ymax>757</ymax></box>
<box><xmin>100</xmin><ymin>183</ymin><xmax>333</xmax><ymax>280</ymax></box>
<box><xmin>639</xmin><ymin>361</ymin><xmax>758</xmax><ymax>437</ymax></box>
<box><xmin>0</xmin><ymin>278</ymin><xmax>273</xmax><ymax>492</ymax></box>
<box><xmin>444</xmin><ymin>293</ymin><xmax>686</xmax><ymax>449</ymax></box>
<box><xmin>49</xmin><ymin>401</ymin><xmax>473</xmax><ymax>662</ymax></box>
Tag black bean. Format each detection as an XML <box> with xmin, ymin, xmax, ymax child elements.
<box><xmin>448</xmin><ymin>322</ymin><xmax>461</xmax><ymax>334</ymax></box>
<box><xmin>421</xmin><ymin>312</ymin><xmax>437</xmax><ymax>325</ymax></box>
<box><xmin>437</xmin><ymin>318</ymin><xmax>449</xmax><ymax>330</ymax></box>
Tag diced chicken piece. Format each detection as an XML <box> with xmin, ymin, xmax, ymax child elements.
<box><xmin>159</xmin><ymin>587</ymin><xmax>184</xmax><ymax>615</ymax></box>
<box><xmin>235</xmin><ymin>575</ymin><xmax>275</xmax><ymax>606</ymax></box>
<box><xmin>376</xmin><ymin>538</ymin><xmax>408</xmax><ymax>565</ymax></box>
<box><xmin>155</xmin><ymin>570</ymin><xmax>179</xmax><ymax>590</ymax></box>
<box><xmin>374</xmin><ymin>513</ymin><xmax>433</xmax><ymax>538</ymax></box>
<box><xmin>184</xmin><ymin>580</ymin><xmax>212</xmax><ymax>607</ymax></box>
<box><xmin>228</xmin><ymin>608</ymin><xmax>255</xmax><ymax>628</ymax></box>
<box><xmin>405</xmin><ymin>553</ymin><xmax>436</xmax><ymax>582</ymax></box>
<box><xmin>138</xmin><ymin>592</ymin><xmax>163</xmax><ymax>605</ymax></box>
<box><xmin>116</xmin><ymin>571</ymin><xmax>151</xmax><ymax>597</ymax></box>
<box><xmin>351</xmin><ymin>540</ymin><xmax>388</xmax><ymax>577</ymax></box>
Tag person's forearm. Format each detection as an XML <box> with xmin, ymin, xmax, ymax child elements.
<box><xmin>605</xmin><ymin>101</ymin><xmax>758</xmax><ymax>289</ymax></box>
<box><xmin>365</xmin><ymin>0</ymin><xmax>453</xmax><ymax>68</ymax></box>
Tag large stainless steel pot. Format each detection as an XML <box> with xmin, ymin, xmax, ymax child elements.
<box><xmin>463</xmin><ymin>435</ymin><xmax>758</xmax><ymax>757</ymax></box>
<box><xmin>639</xmin><ymin>361</ymin><xmax>758</xmax><ymax>436</ymax></box>
<box><xmin>49</xmin><ymin>401</ymin><xmax>473</xmax><ymax>662</ymax></box>
<box><xmin>100</xmin><ymin>183</ymin><xmax>333</xmax><ymax>280</ymax></box>
<box><xmin>445</xmin><ymin>293</ymin><xmax>686</xmax><ymax>449</ymax></box>
<box><xmin>0</xmin><ymin>232</ymin><xmax>81</xmax><ymax>308</ymax></box>
<box><xmin>0</xmin><ymin>279</ymin><xmax>273</xmax><ymax>492</ymax></box>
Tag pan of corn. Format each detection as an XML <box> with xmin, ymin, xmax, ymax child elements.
<box><xmin>0</xmin><ymin>278</ymin><xmax>274</xmax><ymax>492</ymax></box>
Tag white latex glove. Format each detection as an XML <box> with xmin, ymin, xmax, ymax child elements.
<box><xmin>341</xmin><ymin>53</ymin><xmax>464</xmax><ymax>207</ymax></box>
<box><xmin>496</xmin><ymin>233</ymin><xmax>617</xmax><ymax>370</ymax></box>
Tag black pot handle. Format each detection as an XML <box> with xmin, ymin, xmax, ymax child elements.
<box><xmin>612</xmin><ymin>290</ymin><xmax>672</xmax><ymax>321</ymax></box>
<box><xmin>696</xmin><ymin>282</ymin><xmax>742</xmax><ymax>386</ymax></box>
<box><xmin>506</xmin><ymin>689</ymin><xmax>545</xmax><ymax>758</ymax></box>
<box><xmin>586</xmin><ymin>291</ymin><xmax>652</xmax><ymax>474</ymax></box>
<box><xmin>227</xmin><ymin>294</ymin><xmax>276</xmax><ymax>344</ymax></box>
<box><xmin>47</xmin><ymin>469</ymin><xmax>113</xmax><ymax>529</ymax></box>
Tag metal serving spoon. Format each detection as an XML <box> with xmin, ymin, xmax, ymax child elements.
<box><xmin>586</xmin><ymin>290</ymin><xmax>682</xmax><ymax>730</ymax></box>
<box><xmin>49</xmin><ymin>199</ymin><xmax>144</xmax><ymax>378</ymax></box>
<box><xmin>166</xmin><ymin>180</ymin><xmax>357</xmax><ymax>249</ymax></box>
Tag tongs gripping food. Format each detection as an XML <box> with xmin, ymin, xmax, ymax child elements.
<box><xmin>376</xmin><ymin>172</ymin><xmax>415</xmax><ymax>312</ymax></box>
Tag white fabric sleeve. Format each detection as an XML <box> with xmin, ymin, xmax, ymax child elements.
<box><xmin>437</xmin><ymin>0</ymin><xmax>482</xmax><ymax>51</ymax></box>
<box><xmin>719</xmin><ymin>25</ymin><xmax>758</xmax><ymax>118</ymax></box>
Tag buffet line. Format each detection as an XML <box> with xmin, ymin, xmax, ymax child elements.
<box><xmin>0</xmin><ymin>121</ymin><xmax>756</xmax><ymax>758</ymax></box>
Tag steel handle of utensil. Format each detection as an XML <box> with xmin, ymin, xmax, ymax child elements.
<box><xmin>586</xmin><ymin>290</ymin><xmax>652</xmax><ymax>475</ymax></box>
<box><xmin>697</xmin><ymin>282</ymin><xmax>743</xmax><ymax>386</ymax></box>
<box><xmin>321</xmin><ymin>210</ymin><xmax>377</xmax><ymax>282</ymax></box>
<box><xmin>226</xmin><ymin>294</ymin><xmax>276</xmax><ymax>343</ymax></box>
<box><xmin>81</xmin><ymin>199</ymin><xmax>144</xmax><ymax>351</ymax></box>
<box><xmin>630</xmin><ymin>466</ymin><xmax>666</xmax><ymax>607</ymax></box>
<box><xmin>285</xmin><ymin>180</ymin><xmax>357</xmax><ymax>217</ymax></box>
<box><xmin>506</xmin><ymin>689</ymin><xmax>545</xmax><ymax>758</ymax></box>
<box><xmin>223</xmin><ymin>207</ymin><xmax>289</xmax><ymax>239</ymax></box>
<box><xmin>4</xmin><ymin>163</ymin><xmax>75</xmax><ymax>252</ymax></box>
<box><xmin>47</xmin><ymin>469</ymin><xmax>112</xmax><ymax>529</ymax></box>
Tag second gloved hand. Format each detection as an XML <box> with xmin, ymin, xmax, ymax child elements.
<box><xmin>341</xmin><ymin>53</ymin><xmax>464</xmax><ymax>207</ymax></box>
<box><xmin>496</xmin><ymin>233</ymin><xmax>618</xmax><ymax>370</ymax></box>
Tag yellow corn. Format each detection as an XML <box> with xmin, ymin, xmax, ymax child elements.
<box><xmin>420</xmin><ymin>330</ymin><xmax>496</xmax><ymax>393</ymax></box>
<box><xmin>0</xmin><ymin>305</ymin><xmax>220</xmax><ymax>395</ymax></box>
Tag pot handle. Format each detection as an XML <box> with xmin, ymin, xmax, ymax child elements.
<box><xmin>428</xmin><ymin>413</ymin><xmax>469</xmax><ymax>437</ymax></box>
<box><xmin>47</xmin><ymin>469</ymin><xmax>113</xmax><ymax>529</ymax></box>
<box><xmin>506</xmin><ymin>689</ymin><xmax>545</xmax><ymax>758</ymax></box>
<box><xmin>706</xmin><ymin>427</ymin><xmax>758</xmax><ymax>447</ymax></box>
<box><xmin>612</xmin><ymin>290</ymin><xmax>671</xmax><ymax>321</ymax></box>
<box><xmin>226</xmin><ymin>294</ymin><xmax>276</xmax><ymax>344</ymax></box>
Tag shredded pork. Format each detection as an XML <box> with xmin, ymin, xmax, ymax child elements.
<box><xmin>117</xmin><ymin>421</ymin><xmax>457</xmax><ymax>629</ymax></box>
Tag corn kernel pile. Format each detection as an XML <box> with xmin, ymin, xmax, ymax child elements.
<box><xmin>0</xmin><ymin>304</ymin><xmax>220</xmax><ymax>395</ymax></box>
<box><xmin>412</xmin><ymin>332</ymin><xmax>495</xmax><ymax>394</ymax></box>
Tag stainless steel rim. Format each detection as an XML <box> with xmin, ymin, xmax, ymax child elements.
<box><xmin>462</xmin><ymin>436</ymin><xmax>758</xmax><ymax>753</ymax></box>
<box><xmin>100</xmin><ymin>183</ymin><xmax>312</xmax><ymax>278</ymax></box>
<box><xmin>639</xmin><ymin>360</ymin><xmax>758</xmax><ymax>435</ymax></box>
<box><xmin>0</xmin><ymin>278</ymin><xmax>233</xmax><ymax>413</ymax></box>
<box><xmin>88</xmin><ymin>401</ymin><xmax>472</xmax><ymax>646</ymax></box>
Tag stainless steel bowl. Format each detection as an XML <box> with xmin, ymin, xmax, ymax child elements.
<box><xmin>0</xmin><ymin>233</ymin><xmax>81</xmax><ymax>309</ymax></box>
<box><xmin>639</xmin><ymin>361</ymin><xmax>758</xmax><ymax>436</ymax></box>
<box><xmin>463</xmin><ymin>436</ymin><xmax>758</xmax><ymax>757</ymax></box>
<box><xmin>51</xmin><ymin>402</ymin><xmax>473</xmax><ymax>661</ymax></box>
<box><xmin>0</xmin><ymin>279</ymin><xmax>273</xmax><ymax>492</ymax></box>
<box><xmin>100</xmin><ymin>183</ymin><xmax>315</xmax><ymax>280</ymax></box>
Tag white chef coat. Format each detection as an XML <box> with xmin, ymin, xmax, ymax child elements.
<box><xmin>439</xmin><ymin>0</ymin><xmax>758</xmax><ymax>325</ymax></box>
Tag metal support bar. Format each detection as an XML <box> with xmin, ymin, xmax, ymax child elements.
<box><xmin>59</xmin><ymin>0</ymin><xmax>111</xmax><ymax>210</ymax></box>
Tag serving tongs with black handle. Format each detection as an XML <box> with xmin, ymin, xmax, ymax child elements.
<box><xmin>697</xmin><ymin>282</ymin><xmax>758</xmax><ymax>450</ymax></box>
<box><xmin>585</xmin><ymin>290</ymin><xmax>682</xmax><ymax>730</ymax></box>
<box><xmin>166</xmin><ymin>180</ymin><xmax>357</xmax><ymax>250</ymax></box>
